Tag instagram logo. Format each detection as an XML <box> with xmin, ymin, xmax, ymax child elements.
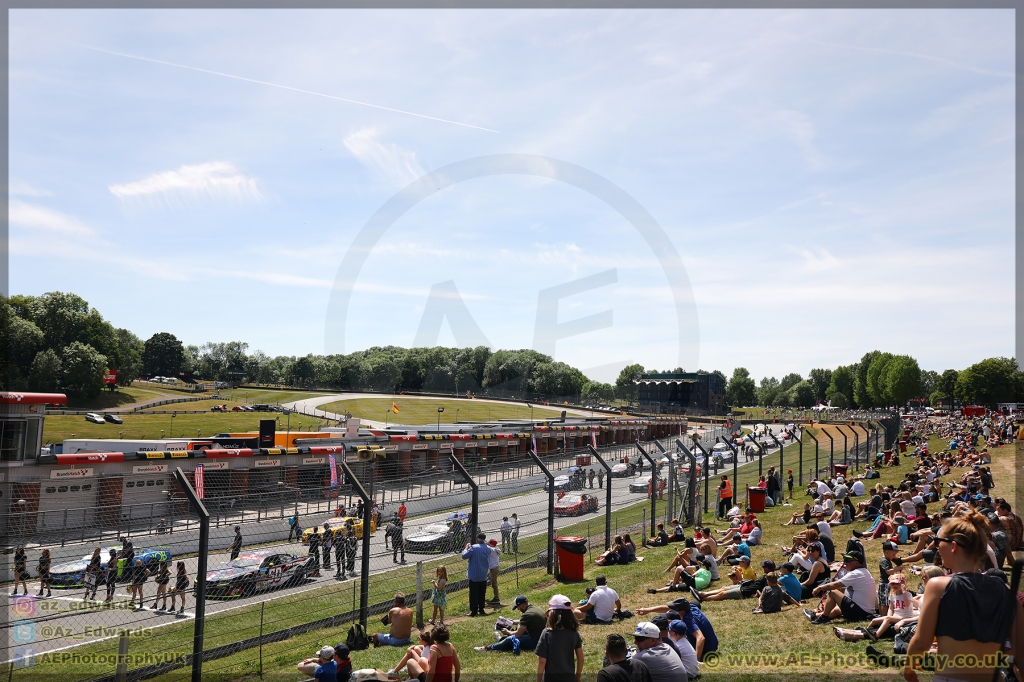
<box><xmin>11</xmin><ymin>595</ymin><xmax>36</xmax><ymax>619</ymax></box>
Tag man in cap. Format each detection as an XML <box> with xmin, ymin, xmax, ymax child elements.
<box><xmin>650</xmin><ymin>613</ymin><xmax>699</xmax><ymax>675</ymax></box>
<box><xmin>296</xmin><ymin>645</ymin><xmax>337</xmax><ymax>682</ymax></box>
<box><xmin>637</xmin><ymin>597</ymin><xmax>718</xmax><ymax>661</ymax></box>
<box><xmin>806</xmin><ymin>551</ymin><xmax>877</xmax><ymax>625</ymax></box>
<box><xmin>665</xmin><ymin>620</ymin><xmax>701</xmax><ymax>679</ymax></box>
<box><xmin>475</xmin><ymin>595</ymin><xmax>546</xmax><ymax>653</ymax></box>
<box><xmin>630</xmin><ymin>622</ymin><xmax>686</xmax><ymax>682</ymax></box>
<box><xmin>597</xmin><ymin>633</ymin><xmax>652</xmax><ymax>682</ymax></box>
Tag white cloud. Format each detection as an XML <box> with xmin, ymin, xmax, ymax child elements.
<box><xmin>9</xmin><ymin>181</ymin><xmax>54</xmax><ymax>197</ymax></box>
<box><xmin>9</xmin><ymin>200</ymin><xmax>95</xmax><ymax>236</ymax></box>
<box><xmin>108</xmin><ymin>161</ymin><xmax>261</xmax><ymax>205</ymax></box>
<box><xmin>797</xmin><ymin>247</ymin><xmax>842</xmax><ymax>273</ymax></box>
<box><xmin>343</xmin><ymin>128</ymin><xmax>425</xmax><ymax>185</ymax></box>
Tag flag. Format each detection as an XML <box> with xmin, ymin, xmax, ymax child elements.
<box><xmin>194</xmin><ymin>464</ymin><xmax>205</xmax><ymax>500</ymax></box>
<box><xmin>591</xmin><ymin>432</ymin><xmax>597</xmax><ymax>449</ymax></box>
<box><xmin>392</xmin><ymin>402</ymin><xmax>400</xmax><ymax>414</ymax></box>
<box><xmin>329</xmin><ymin>454</ymin><xmax>338</xmax><ymax>487</ymax></box>
<box><xmin>531</xmin><ymin>436</ymin><xmax>537</xmax><ymax>453</ymax></box>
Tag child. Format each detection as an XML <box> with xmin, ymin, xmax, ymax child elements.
<box><xmin>170</xmin><ymin>562</ymin><xmax>189</xmax><ymax>614</ymax></box>
<box><xmin>430</xmin><ymin>566</ymin><xmax>448</xmax><ymax>625</ymax></box>
<box><xmin>752</xmin><ymin>572</ymin><xmax>799</xmax><ymax>614</ymax></box>
<box><xmin>153</xmin><ymin>561</ymin><xmax>171</xmax><ymax>610</ymax></box>
<box><xmin>130</xmin><ymin>558</ymin><xmax>150</xmax><ymax>610</ymax></box>
<box><xmin>410</xmin><ymin>623</ymin><xmax>460</xmax><ymax>682</ymax></box>
<box><xmin>877</xmin><ymin>541</ymin><xmax>901</xmax><ymax>610</ymax></box>
<box><xmin>862</xmin><ymin>575</ymin><xmax>916</xmax><ymax>640</ymax></box>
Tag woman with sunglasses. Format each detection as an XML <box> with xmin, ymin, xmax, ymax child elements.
<box><xmin>903</xmin><ymin>509</ymin><xmax>1023</xmax><ymax>682</ymax></box>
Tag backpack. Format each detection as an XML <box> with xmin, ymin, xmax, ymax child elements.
<box><xmin>845</xmin><ymin>537</ymin><xmax>864</xmax><ymax>557</ymax></box>
<box><xmin>347</xmin><ymin>623</ymin><xmax>370</xmax><ymax>651</ymax></box>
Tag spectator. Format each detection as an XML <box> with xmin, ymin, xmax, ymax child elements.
<box><xmin>622</xmin><ymin>535</ymin><xmax>638</xmax><ymax>562</ymax></box>
<box><xmin>574</xmin><ymin>575</ymin><xmax>620</xmax><ymax>625</ymax></box>
<box><xmin>461</xmin><ymin>534</ymin><xmax>490</xmax><ymax>617</ymax></box>
<box><xmin>486</xmin><ymin>539</ymin><xmax>501</xmax><ymax>603</ymax></box>
<box><xmin>386</xmin><ymin>631</ymin><xmax>433</xmax><ymax>679</ymax></box>
<box><xmin>430</xmin><ymin>566</ymin><xmax>447</xmax><ymax>625</ymax></box>
<box><xmin>475</xmin><ymin>595</ymin><xmax>545</xmax><ymax>654</ymax></box>
<box><xmin>297</xmin><ymin>645</ymin><xmax>337</xmax><ymax>682</ymax></box>
<box><xmin>876</xmin><ymin>541</ymin><xmax>901</xmax><ymax>610</ymax></box>
<box><xmin>333</xmin><ymin>643</ymin><xmax>352</xmax><ymax>682</ymax></box>
<box><xmin>597</xmin><ymin>633</ymin><xmax>652</xmax><ymax>682</ymax></box>
<box><xmin>777</xmin><ymin>562</ymin><xmax>802</xmax><ymax>602</ymax></box>
<box><xmin>784</xmin><ymin>503</ymin><xmax>813</xmax><ymax>526</ymax></box>
<box><xmin>595</xmin><ymin>536</ymin><xmax>628</xmax><ymax>566</ymax></box>
<box><xmin>535</xmin><ymin>595</ymin><xmax>584</xmax><ymax>682</ymax></box>
<box><xmin>851</xmin><ymin>479</ymin><xmax>866</xmax><ymax>497</ymax></box>
<box><xmin>806</xmin><ymin>551</ymin><xmax>876</xmax><ymax>625</ymax></box>
<box><xmin>665</xmin><ymin>621</ymin><xmax>701</xmax><ymax>679</ymax></box>
<box><xmin>904</xmin><ymin>509</ymin><xmax>1022</xmax><ymax>682</ymax></box>
<box><xmin>751</xmin><ymin>572</ymin><xmax>799</xmax><ymax>614</ymax></box>
<box><xmin>649</xmin><ymin>614</ymin><xmax>697</xmax><ymax>675</ymax></box>
<box><xmin>229</xmin><ymin>526</ymin><xmax>243</xmax><ymax>561</ymax></box>
<box><xmin>986</xmin><ymin>513</ymin><xmax>1012</xmax><ymax>569</ymax></box>
<box><xmin>852</xmin><ymin>574</ymin><xmax>916</xmax><ymax>642</ymax></box>
<box><xmin>630</xmin><ymin>622</ymin><xmax>686</xmax><ymax>682</ymax></box>
<box><xmin>500</xmin><ymin>517</ymin><xmax>512</xmax><ymax>554</ymax></box>
<box><xmin>669</xmin><ymin>519</ymin><xmax>686</xmax><ymax>543</ymax></box>
<box><xmin>371</xmin><ymin>593</ymin><xmax>413</xmax><ymax>647</ymax></box>
<box><xmin>717</xmin><ymin>533</ymin><xmax>751</xmax><ymax>565</ymax></box>
<box><xmin>409</xmin><ymin>623</ymin><xmax>459</xmax><ymax>682</ymax></box>
<box><xmin>646</xmin><ymin>523</ymin><xmax>670</xmax><ymax>548</ymax></box>
<box><xmin>636</xmin><ymin>597</ymin><xmax>718</xmax><ymax>661</ymax></box>
<box><xmin>744</xmin><ymin>519</ymin><xmax>764</xmax><ymax>546</ymax></box>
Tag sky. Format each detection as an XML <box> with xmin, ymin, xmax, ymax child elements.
<box><xmin>8</xmin><ymin>9</ymin><xmax>1015</xmax><ymax>384</ymax></box>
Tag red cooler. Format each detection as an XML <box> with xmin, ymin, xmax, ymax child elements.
<box><xmin>747</xmin><ymin>487</ymin><xmax>766</xmax><ymax>513</ymax></box>
<box><xmin>554</xmin><ymin>536</ymin><xmax>587</xmax><ymax>581</ymax></box>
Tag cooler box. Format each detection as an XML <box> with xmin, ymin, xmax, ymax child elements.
<box><xmin>555</xmin><ymin>536</ymin><xmax>587</xmax><ymax>581</ymax></box>
<box><xmin>747</xmin><ymin>486</ymin><xmax>766</xmax><ymax>513</ymax></box>
<box><xmin>576</xmin><ymin>455</ymin><xmax>592</xmax><ymax>466</ymax></box>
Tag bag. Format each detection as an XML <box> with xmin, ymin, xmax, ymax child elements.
<box><xmin>845</xmin><ymin>538</ymin><xmax>865</xmax><ymax>556</ymax></box>
<box><xmin>615</xmin><ymin>609</ymin><xmax>634</xmax><ymax>620</ymax></box>
<box><xmin>346</xmin><ymin>623</ymin><xmax>370</xmax><ymax>651</ymax></box>
<box><xmin>893</xmin><ymin>622</ymin><xmax>917</xmax><ymax>654</ymax></box>
<box><xmin>288</xmin><ymin>517</ymin><xmax>296</xmax><ymax>527</ymax></box>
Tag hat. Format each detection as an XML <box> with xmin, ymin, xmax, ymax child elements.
<box><xmin>733</xmin><ymin>533</ymin><xmax>742</xmax><ymax>540</ymax></box>
<box><xmin>333</xmin><ymin>643</ymin><xmax>350</xmax><ymax>660</ymax></box>
<box><xmin>488</xmin><ymin>539</ymin><xmax>498</xmax><ymax>546</ymax></box>
<box><xmin>665</xmin><ymin>610</ymin><xmax>680</xmax><ymax>621</ymax></box>
<box><xmin>888</xmin><ymin>574</ymin><xmax>906</xmax><ymax>584</ymax></box>
<box><xmin>787</xmin><ymin>469</ymin><xmax>792</xmax><ymax>473</ymax></box>
<box><xmin>822</xmin><ymin>491</ymin><xmax>833</xmax><ymax>497</ymax></box>
<box><xmin>761</xmin><ymin>560</ymin><xmax>777</xmax><ymax>570</ymax></box>
<box><xmin>668</xmin><ymin>620</ymin><xmax>688</xmax><ymax>635</ymax></box>
<box><xmin>318</xmin><ymin>645</ymin><xmax>336</xmax><ymax>660</ymax></box>
<box><xmin>651</xmin><ymin>614</ymin><xmax>670</xmax><ymax>630</ymax></box>
<box><xmin>634</xmin><ymin>622</ymin><xmax>661</xmax><ymax>639</ymax></box>
<box><xmin>667</xmin><ymin>597</ymin><xmax>690</xmax><ymax>612</ymax></box>
<box><xmin>547</xmin><ymin>594</ymin><xmax>573</xmax><ymax>610</ymax></box>
<box><xmin>922</xmin><ymin>549</ymin><xmax>937</xmax><ymax>563</ymax></box>
<box><xmin>882</xmin><ymin>541</ymin><xmax>899</xmax><ymax>552</ymax></box>
<box><xmin>842</xmin><ymin>551</ymin><xmax>865</xmax><ymax>564</ymax></box>
<box><xmin>514</xmin><ymin>595</ymin><xmax>529</xmax><ymax>607</ymax></box>
<box><xmin>781</xmin><ymin>562</ymin><xmax>796</xmax><ymax>572</ymax></box>
<box><xmin>739</xmin><ymin>555</ymin><xmax>751</xmax><ymax>563</ymax></box>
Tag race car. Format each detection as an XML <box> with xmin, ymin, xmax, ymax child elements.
<box><xmin>301</xmin><ymin>516</ymin><xmax>378</xmax><ymax>545</ymax></box>
<box><xmin>553</xmin><ymin>493</ymin><xmax>599</xmax><ymax>516</ymax></box>
<box><xmin>200</xmin><ymin>550</ymin><xmax>312</xmax><ymax>599</ymax></box>
<box><xmin>404</xmin><ymin>518</ymin><xmax>468</xmax><ymax>554</ymax></box>
<box><xmin>610</xmin><ymin>463</ymin><xmax>635</xmax><ymax>478</ymax></box>
<box><xmin>628</xmin><ymin>475</ymin><xmax>654</xmax><ymax>493</ymax></box>
<box><xmin>50</xmin><ymin>546</ymin><xmax>172</xmax><ymax>588</ymax></box>
<box><xmin>543</xmin><ymin>475</ymin><xmax>573</xmax><ymax>492</ymax></box>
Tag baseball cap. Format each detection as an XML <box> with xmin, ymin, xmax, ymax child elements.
<box><xmin>733</xmin><ymin>533</ymin><xmax>742</xmax><ymax>540</ymax></box>
<box><xmin>665</xmin><ymin>610</ymin><xmax>680</xmax><ymax>621</ymax></box>
<box><xmin>787</xmin><ymin>469</ymin><xmax>792</xmax><ymax>473</ymax></box>
<box><xmin>318</xmin><ymin>645</ymin><xmax>336</xmax><ymax>660</ymax></box>
<box><xmin>667</xmin><ymin>597</ymin><xmax>690</xmax><ymax>612</ymax></box>
<box><xmin>634</xmin><ymin>622</ymin><xmax>661</xmax><ymax>639</ymax></box>
<box><xmin>882</xmin><ymin>541</ymin><xmax>898</xmax><ymax>552</ymax></box>
<box><xmin>888</xmin><ymin>574</ymin><xmax>906</xmax><ymax>584</ymax></box>
<box><xmin>514</xmin><ymin>595</ymin><xmax>529</xmax><ymax>607</ymax></box>
<box><xmin>651</xmin><ymin>614</ymin><xmax>670</xmax><ymax>630</ymax></box>
<box><xmin>333</xmin><ymin>643</ymin><xmax>350</xmax><ymax>660</ymax></box>
<box><xmin>739</xmin><ymin>555</ymin><xmax>751</xmax><ymax>563</ymax></box>
<box><xmin>668</xmin><ymin>620</ymin><xmax>688</xmax><ymax>635</ymax></box>
<box><xmin>842</xmin><ymin>551</ymin><xmax>865</xmax><ymax>564</ymax></box>
<box><xmin>488</xmin><ymin>539</ymin><xmax>498</xmax><ymax>546</ymax></box>
<box><xmin>781</xmin><ymin>562</ymin><xmax>795</xmax><ymax>572</ymax></box>
<box><xmin>547</xmin><ymin>594</ymin><xmax>573</xmax><ymax>610</ymax></box>
<box><xmin>922</xmin><ymin>549</ymin><xmax>937</xmax><ymax>563</ymax></box>
<box><xmin>761</xmin><ymin>560</ymin><xmax>777</xmax><ymax>570</ymax></box>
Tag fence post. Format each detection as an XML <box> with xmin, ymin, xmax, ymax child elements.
<box><xmin>690</xmin><ymin>440</ymin><xmax>710</xmax><ymax>516</ymax></box>
<box><xmin>822</xmin><ymin>428</ymin><xmax>834</xmax><ymax>478</ymax></box>
<box><xmin>446</xmin><ymin>450</ymin><xmax>479</xmax><ymax>540</ymax></box>
<box><xmin>857</xmin><ymin>423</ymin><xmax>871</xmax><ymax>472</ymax></box>
<box><xmin>415</xmin><ymin>561</ymin><xmax>424</xmax><ymax>629</ymax></box>
<box><xmin>635</xmin><ymin>442</ymin><xmax>657</xmax><ymax>539</ymax></box>
<box><xmin>586</xmin><ymin>445</ymin><xmax>613</xmax><ymax>550</ymax></box>
<box><xmin>172</xmin><ymin>467</ymin><xmax>209</xmax><ymax>682</ymax></box>
<box><xmin>259</xmin><ymin>601</ymin><xmax>265</xmax><ymax>678</ymax></box>
<box><xmin>674</xmin><ymin>440</ymin><xmax>698</xmax><ymax>527</ymax></box>
<box><xmin>836</xmin><ymin>424</ymin><xmax>850</xmax><ymax>467</ymax></box>
<box><xmin>115</xmin><ymin>631</ymin><xmax>129</xmax><ymax>682</ymax></box>
<box><xmin>525</xmin><ymin>449</ymin><xmax>555</xmax><ymax>574</ymax></box>
<box><xmin>339</xmin><ymin>461</ymin><xmax>372</xmax><ymax>628</ymax></box>
<box><xmin>805</xmin><ymin>430</ymin><xmax>820</xmax><ymax>489</ymax></box>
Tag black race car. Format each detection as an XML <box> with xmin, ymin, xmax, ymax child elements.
<box><xmin>199</xmin><ymin>550</ymin><xmax>312</xmax><ymax>599</ymax></box>
<box><xmin>404</xmin><ymin>519</ymin><xmax>468</xmax><ymax>554</ymax></box>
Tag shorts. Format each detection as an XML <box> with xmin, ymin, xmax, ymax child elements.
<box><xmin>584</xmin><ymin>609</ymin><xmax>612</xmax><ymax>624</ymax></box>
<box><xmin>839</xmin><ymin>596</ymin><xmax>873</xmax><ymax>622</ymax></box>
<box><xmin>375</xmin><ymin>634</ymin><xmax>411</xmax><ymax>647</ymax></box>
<box><xmin>725</xmin><ymin>585</ymin><xmax>744</xmax><ymax>600</ymax></box>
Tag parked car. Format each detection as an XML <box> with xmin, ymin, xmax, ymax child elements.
<box><xmin>301</xmin><ymin>516</ymin><xmax>378</xmax><ymax>545</ymax></box>
<box><xmin>404</xmin><ymin>519</ymin><xmax>468</xmax><ymax>554</ymax></box>
<box><xmin>553</xmin><ymin>493</ymin><xmax>599</xmax><ymax>516</ymax></box>
<box><xmin>629</xmin><ymin>475</ymin><xmax>654</xmax><ymax>493</ymax></box>
<box><xmin>544</xmin><ymin>475</ymin><xmax>573</xmax><ymax>492</ymax></box>
<box><xmin>84</xmin><ymin>413</ymin><xmax>105</xmax><ymax>424</ymax></box>
<box><xmin>210</xmin><ymin>405</ymin><xmax>228</xmax><ymax>412</ymax></box>
<box><xmin>200</xmin><ymin>550</ymin><xmax>311</xmax><ymax>599</ymax></box>
<box><xmin>103</xmin><ymin>413</ymin><xmax>123</xmax><ymax>424</ymax></box>
<box><xmin>50</xmin><ymin>546</ymin><xmax>172</xmax><ymax>588</ymax></box>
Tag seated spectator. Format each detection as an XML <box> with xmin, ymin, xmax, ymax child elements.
<box><xmin>594</xmin><ymin>536</ymin><xmax>627</xmax><ymax>566</ymax></box>
<box><xmin>630</xmin><ymin>622</ymin><xmax>687</xmax><ymax>682</ymax></box>
<box><xmin>574</xmin><ymin>575</ymin><xmax>620</xmax><ymax>625</ymax></box>
<box><xmin>646</xmin><ymin>523</ymin><xmax>670</xmax><ymax>548</ymax></box>
<box><xmin>669</xmin><ymin>519</ymin><xmax>686</xmax><ymax>543</ymax></box>
<box><xmin>691</xmin><ymin>557</ymin><xmax>773</xmax><ymax>602</ymax></box>
<box><xmin>716</xmin><ymin>534</ymin><xmax>750</xmax><ymax>565</ymax></box>
<box><xmin>635</xmin><ymin>597</ymin><xmax>718</xmax><ymax>661</ymax></box>
<box><xmin>828</xmin><ymin>498</ymin><xmax>855</xmax><ymax>526</ymax></box>
<box><xmin>650</xmin><ymin>614</ymin><xmax>699</xmax><ymax>678</ymax></box>
<box><xmin>386</xmin><ymin>632</ymin><xmax>432</xmax><ymax>678</ymax></box>
<box><xmin>743</xmin><ymin>519</ymin><xmax>763</xmax><ymax>546</ymax></box>
<box><xmin>861</xmin><ymin>574</ymin><xmax>916</xmax><ymax>640</ymax></box>
<box><xmin>776</xmin><ymin>562</ymin><xmax>803</xmax><ymax>602</ymax></box>
<box><xmin>408</xmin><ymin>623</ymin><xmax>459</xmax><ymax>682</ymax></box>
<box><xmin>622</xmin><ymin>535</ymin><xmax>638</xmax><ymax>562</ymax></box>
<box><xmin>597</xmin><ymin>633</ymin><xmax>652</xmax><ymax>682</ymax></box>
<box><xmin>475</xmin><ymin>595</ymin><xmax>545</xmax><ymax>653</ymax></box>
<box><xmin>297</xmin><ymin>645</ymin><xmax>338</xmax><ymax>682</ymax></box>
<box><xmin>751</xmin><ymin>572</ymin><xmax>800</xmax><ymax>614</ymax></box>
<box><xmin>805</xmin><ymin>551</ymin><xmax>877</xmax><ymax>625</ymax></box>
<box><xmin>372</xmin><ymin>593</ymin><xmax>413</xmax><ymax>647</ymax></box>
<box><xmin>649</xmin><ymin>557</ymin><xmax>713</xmax><ymax>595</ymax></box>
<box><xmin>795</xmin><ymin>545</ymin><xmax>831</xmax><ymax>599</ymax></box>
<box><xmin>783</xmin><ymin>503</ymin><xmax>812</xmax><ymax>526</ymax></box>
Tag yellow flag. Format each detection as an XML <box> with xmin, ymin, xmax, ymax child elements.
<box><xmin>392</xmin><ymin>401</ymin><xmax>400</xmax><ymax>413</ymax></box>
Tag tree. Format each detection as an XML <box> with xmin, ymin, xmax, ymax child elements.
<box><xmin>106</xmin><ymin>328</ymin><xmax>144</xmax><ymax>386</ymax></box>
<box><xmin>582</xmin><ymin>381</ymin><xmax>615</xmax><ymax>403</ymax></box>
<box><xmin>935</xmin><ymin>369</ymin><xmax>959</xmax><ymax>403</ymax></box>
<box><xmin>919</xmin><ymin>370</ymin><xmax>938</xmax><ymax>399</ymax></box>
<box><xmin>29</xmin><ymin>349</ymin><xmax>62</xmax><ymax>392</ymax></box>
<box><xmin>778</xmin><ymin>373</ymin><xmax>803</xmax><ymax>393</ymax></box>
<box><xmin>830</xmin><ymin>391</ymin><xmax>850</xmax><ymax>409</ymax></box>
<box><xmin>808</xmin><ymin>368</ymin><xmax>833</xmax><ymax>403</ymax></box>
<box><xmin>725</xmin><ymin>367</ymin><xmax>757</xmax><ymax>407</ymax></box>
<box><xmin>789</xmin><ymin>380</ymin><xmax>816</xmax><ymax>408</ymax></box>
<box><xmin>614</xmin><ymin>364</ymin><xmax>645</xmax><ymax>402</ymax></box>
<box><xmin>143</xmin><ymin>333</ymin><xmax>184</xmax><ymax>377</ymax></box>
<box><xmin>854</xmin><ymin>351</ymin><xmax>880</xmax><ymax>408</ymax></box>
<box><xmin>826</xmin><ymin>365</ymin><xmax>855</xmax><ymax>405</ymax></box>
<box><xmin>757</xmin><ymin>377</ymin><xmax>780</xmax><ymax>406</ymax></box>
<box><xmin>34</xmin><ymin>291</ymin><xmax>90</xmax><ymax>351</ymax></box>
<box><xmin>8</xmin><ymin>315</ymin><xmax>45</xmax><ymax>388</ymax></box>
<box><xmin>955</xmin><ymin>357</ymin><xmax>1019</xmax><ymax>408</ymax></box>
<box><xmin>865</xmin><ymin>353</ymin><xmax>895</xmax><ymax>406</ymax></box>
<box><xmin>61</xmin><ymin>342</ymin><xmax>107</xmax><ymax>399</ymax></box>
<box><xmin>883</xmin><ymin>355</ymin><xmax>921</xmax><ymax>407</ymax></box>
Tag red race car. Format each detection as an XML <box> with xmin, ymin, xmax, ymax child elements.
<box><xmin>553</xmin><ymin>493</ymin><xmax>599</xmax><ymax>517</ymax></box>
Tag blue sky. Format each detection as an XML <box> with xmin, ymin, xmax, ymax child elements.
<box><xmin>8</xmin><ymin>9</ymin><xmax>1014</xmax><ymax>383</ymax></box>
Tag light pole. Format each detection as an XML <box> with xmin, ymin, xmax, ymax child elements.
<box><xmin>437</xmin><ymin>407</ymin><xmax>444</xmax><ymax>434</ymax></box>
<box><xmin>170</xmin><ymin>412</ymin><xmax>176</xmax><ymax>437</ymax></box>
<box><xmin>527</xmin><ymin>402</ymin><xmax>534</xmax><ymax>422</ymax></box>
<box><xmin>456</xmin><ymin>408</ymin><xmax>460</xmax><ymax>423</ymax></box>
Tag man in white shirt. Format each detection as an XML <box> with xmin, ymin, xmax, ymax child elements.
<box><xmin>816</xmin><ymin>514</ymin><xmax>833</xmax><ymax>541</ymax></box>
<box><xmin>807</xmin><ymin>551</ymin><xmax>876</xmax><ymax>625</ymax></box>
<box><xmin>575</xmin><ymin>575</ymin><xmax>620</xmax><ymax>624</ymax></box>
<box><xmin>815</xmin><ymin>480</ymin><xmax>831</xmax><ymax>498</ymax></box>
<box><xmin>820</xmin><ymin>492</ymin><xmax>835</xmax><ymax>514</ymax></box>
<box><xmin>499</xmin><ymin>517</ymin><xmax>513</xmax><ymax>554</ymax></box>
<box><xmin>851</xmin><ymin>479</ymin><xmax>866</xmax><ymax>496</ymax></box>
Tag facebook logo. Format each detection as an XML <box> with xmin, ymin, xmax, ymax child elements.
<box><xmin>12</xmin><ymin>646</ymin><xmax>35</xmax><ymax>668</ymax></box>
<box><xmin>12</xmin><ymin>621</ymin><xmax>35</xmax><ymax>644</ymax></box>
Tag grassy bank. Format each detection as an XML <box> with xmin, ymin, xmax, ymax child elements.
<box><xmin>319</xmin><ymin>397</ymin><xmax>566</xmax><ymax>425</ymax></box>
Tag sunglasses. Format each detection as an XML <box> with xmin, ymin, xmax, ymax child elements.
<box><xmin>935</xmin><ymin>536</ymin><xmax>960</xmax><ymax>547</ymax></box>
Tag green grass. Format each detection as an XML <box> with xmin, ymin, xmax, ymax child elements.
<box><xmin>42</xmin><ymin>413</ymin><xmax>330</xmax><ymax>445</ymax></box>
<box><xmin>320</xmin><ymin>397</ymin><xmax>567</xmax><ymax>425</ymax></box>
<box><xmin>65</xmin><ymin>386</ymin><xmax>172</xmax><ymax>410</ymax></box>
